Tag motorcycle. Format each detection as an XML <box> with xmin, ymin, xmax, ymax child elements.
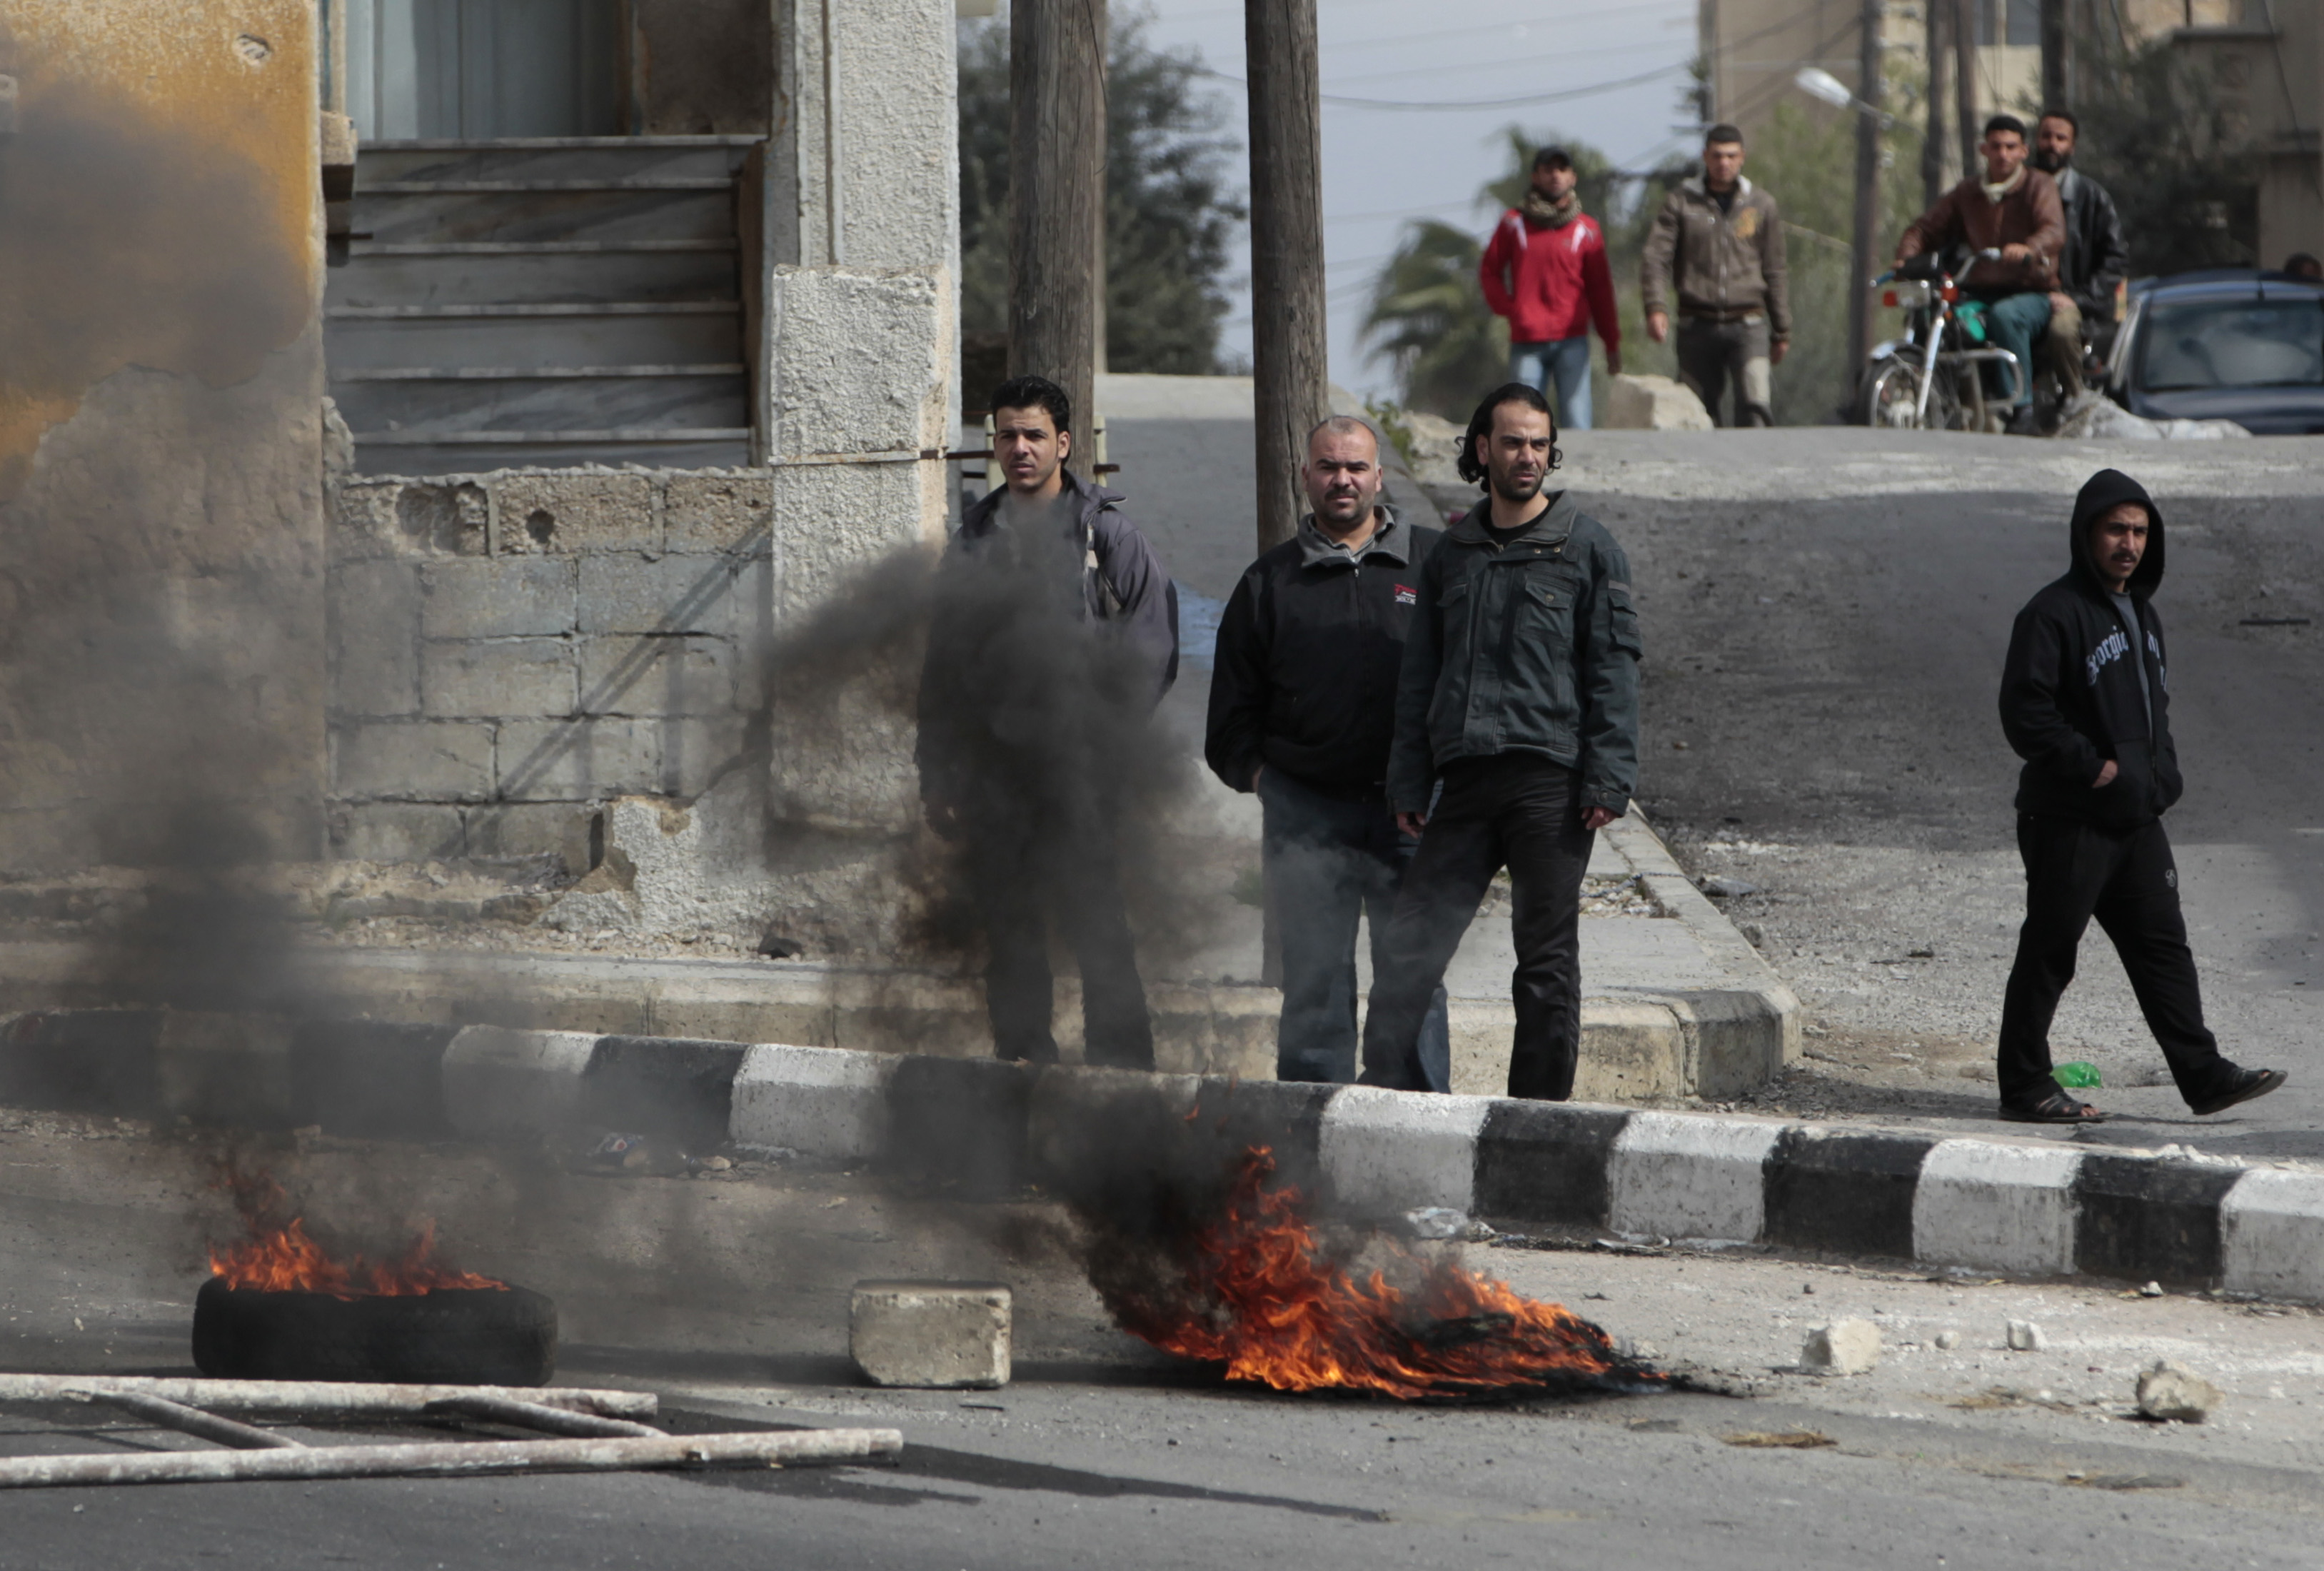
<box><xmin>1853</xmin><ymin>249</ymin><xmax>2031</xmax><ymax>432</ymax></box>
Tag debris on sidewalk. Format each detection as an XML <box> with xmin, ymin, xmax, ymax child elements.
<box><xmin>1721</xmin><ymin>1429</ymin><xmax>1833</xmax><ymax>1449</ymax></box>
<box><xmin>1933</xmin><ymin>1330</ymin><xmax>1961</xmax><ymax>1350</ymax></box>
<box><xmin>1799</xmin><ymin>1319</ymin><xmax>1880</xmax><ymax>1375</ymax></box>
<box><xmin>2136</xmin><ymin>1360</ymin><xmax>2223</xmax><ymax>1423</ymax></box>
<box><xmin>2006</xmin><ymin>1320</ymin><xmax>2045</xmax><ymax>1351</ymax></box>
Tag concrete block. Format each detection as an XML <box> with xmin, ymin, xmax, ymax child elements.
<box><xmin>766</xmin><ymin>267</ymin><xmax>948</xmax><ymax>459</ymax></box>
<box><xmin>1317</xmin><ymin>1086</ymin><xmax>1493</xmax><ymax>1220</ymax></box>
<box><xmin>656</xmin><ymin>716</ymin><xmax>748</xmax><ymax>795</ymax></box>
<box><xmin>579</xmin><ymin>553</ymin><xmax>748</xmax><ymax>636</ymax></box>
<box><xmin>578</xmin><ymin>636</ymin><xmax>739</xmax><ymax>717</ymax></box>
<box><xmin>2136</xmin><ymin>1360</ymin><xmax>2220</xmax><ymax>1422</ymax></box>
<box><xmin>1603</xmin><ymin>373</ymin><xmax>1714</xmax><ymax>431</ymax></box>
<box><xmin>421</xmin><ymin>637</ymin><xmax>578</xmax><ymax>718</ymax></box>
<box><xmin>333</xmin><ymin>721</ymin><xmax>496</xmax><ymax>803</ymax></box>
<box><xmin>1801</xmin><ymin>1319</ymin><xmax>1880</xmax><ymax>1375</ymax></box>
<box><xmin>493</xmin><ymin>473</ymin><xmax>658</xmax><ymax>555</ymax></box>
<box><xmin>2220</xmin><ymin>1168</ymin><xmax>2324</xmax><ymax>1303</ymax></box>
<box><xmin>662</xmin><ymin>473</ymin><xmax>772</xmax><ymax>553</ymax></box>
<box><xmin>336</xmin><ymin>478</ymin><xmax>489</xmax><ymax>558</ymax></box>
<box><xmin>441</xmin><ymin>1025</ymin><xmax>602</xmax><ymax>1138</ymax></box>
<box><xmin>423</xmin><ymin>558</ymin><xmax>576</xmax><ymax>639</ymax></box>
<box><xmin>848</xmin><ymin>1280</ymin><xmax>1010</xmax><ymax>1389</ymax></box>
<box><xmin>730</xmin><ymin>1043</ymin><xmax>897</xmax><ymax>1162</ymax></box>
<box><xmin>769</xmin><ymin>460</ymin><xmax>944</xmax><ymax>619</ymax></box>
<box><xmin>2006</xmin><ymin>1319</ymin><xmax>2045</xmax><ymax>1351</ymax></box>
<box><xmin>329</xmin><ymin>559</ymin><xmax>423</xmax><ymax>716</ymax></box>
<box><xmin>464</xmin><ymin>803</ymin><xmax>595</xmax><ymax>871</ymax></box>
<box><xmin>495</xmin><ymin>718</ymin><xmax>660</xmax><ymax>800</ymax></box>
<box><xmin>327</xmin><ymin>801</ymin><xmax>466</xmax><ymax>861</ymax></box>
<box><xmin>1607</xmin><ymin>1110</ymin><xmax>1780</xmax><ymax>1243</ymax></box>
<box><xmin>1911</xmin><ymin>1140</ymin><xmax>2082</xmax><ymax>1278</ymax></box>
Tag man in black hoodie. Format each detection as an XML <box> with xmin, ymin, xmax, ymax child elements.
<box><xmin>1207</xmin><ymin>416</ymin><xmax>1449</xmax><ymax>1086</ymax></box>
<box><xmin>1995</xmin><ymin>468</ymin><xmax>2285</xmax><ymax>1122</ymax></box>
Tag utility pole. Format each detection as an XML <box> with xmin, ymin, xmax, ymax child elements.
<box><xmin>1008</xmin><ymin>0</ymin><xmax>1106</xmax><ymax>477</ymax></box>
<box><xmin>2039</xmin><ymin>0</ymin><xmax>2068</xmax><ymax>111</ymax></box>
<box><xmin>1953</xmin><ymin>0</ymin><xmax>1980</xmax><ymax>183</ymax></box>
<box><xmin>1848</xmin><ymin>0</ymin><xmax>1885</xmax><ymax>376</ymax></box>
<box><xmin>1921</xmin><ymin>0</ymin><xmax>1950</xmax><ymax>209</ymax></box>
<box><xmin>1244</xmin><ymin>0</ymin><xmax>1327</xmax><ymax>556</ymax></box>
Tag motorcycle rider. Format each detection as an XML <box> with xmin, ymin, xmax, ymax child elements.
<box><xmin>2031</xmin><ymin>109</ymin><xmax>2130</xmax><ymax>403</ymax></box>
<box><xmin>1895</xmin><ymin>114</ymin><xmax>2065</xmax><ymax>436</ymax></box>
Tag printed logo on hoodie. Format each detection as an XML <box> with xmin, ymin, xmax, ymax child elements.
<box><xmin>2086</xmin><ymin>626</ymin><xmax>2132</xmax><ymax>686</ymax></box>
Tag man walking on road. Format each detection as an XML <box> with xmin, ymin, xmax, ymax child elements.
<box><xmin>1994</xmin><ymin>468</ymin><xmax>2285</xmax><ymax>1123</ymax></box>
<box><xmin>1358</xmin><ymin>384</ymin><xmax>1640</xmax><ymax>1100</ymax></box>
<box><xmin>1481</xmin><ymin>146</ymin><xmax>1621</xmax><ymax>431</ymax></box>
<box><xmin>1896</xmin><ymin>114</ymin><xmax>2064</xmax><ymax>435</ymax></box>
<box><xmin>1641</xmin><ymin>124</ymin><xmax>1791</xmax><ymax>427</ymax></box>
<box><xmin>2031</xmin><ymin>109</ymin><xmax>2130</xmax><ymax>401</ymax></box>
<box><xmin>1205</xmin><ymin>417</ymin><xmax>1451</xmax><ymax>1088</ymax></box>
<box><xmin>917</xmin><ymin>374</ymin><xmax>1177</xmax><ymax>1070</ymax></box>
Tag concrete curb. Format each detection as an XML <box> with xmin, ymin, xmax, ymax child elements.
<box><xmin>5</xmin><ymin>1011</ymin><xmax>2318</xmax><ymax>1303</ymax></box>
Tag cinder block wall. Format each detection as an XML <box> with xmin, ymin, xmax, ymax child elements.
<box><xmin>326</xmin><ymin>470</ymin><xmax>773</xmax><ymax>865</ymax></box>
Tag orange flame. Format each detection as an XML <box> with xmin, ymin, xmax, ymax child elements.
<box><xmin>206</xmin><ymin>1163</ymin><xmax>505</xmax><ymax>1299</ymax></box>
<box><xmin>1117</xmin><ymin>1148</ymin><xmax>1655</xmax><ymax>1400</ymax></box>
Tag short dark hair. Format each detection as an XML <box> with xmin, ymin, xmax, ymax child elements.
<box><xmin>988</xmin><ymin>374</ymin><xmax>1071</xmax><ymax>434</ymax></box>
<box><xmin>1983</xmin><ymin>113</ymin><xmax>2028</xmax><ymax>143</ymax></box>
<box><xmin>2037</xmin><ymin>106</ymin><xmax>2078</xmax><ymax>136</ymax></box>
<box><xmin>1457</xmin><ymin>383</ymin><xmax>1560</xmax><ymax>488</ymax></box>
<box><xmin>1305</xmin><ymin>414</ymin><xmax>1379</xmax><ymax>456</ymax></box>
<box><xmin>1704</xmin><ymin>123</ymin><xmax>1744</xmax><ymax>148</ymax></box>
<box><xmin>1531</xmin><ymin>146</ymin><xmax>1573</xmax><ymax>171</ymax></box>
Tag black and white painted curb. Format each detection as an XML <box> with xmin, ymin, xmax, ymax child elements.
<box><xmin>5</xmin><ymin>1010</ymin><xmax>2320</xmax><ymax>1304</ymax></box>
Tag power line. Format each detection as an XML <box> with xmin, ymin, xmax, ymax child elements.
<box><xmin>1194</xmin><ymin>58</ymin><xmax>1689</xmax><ymax>112</ymax></box>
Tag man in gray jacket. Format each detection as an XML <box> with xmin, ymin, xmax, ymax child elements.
<box><xmin>1358</xmin><ymin>383</ymin><xmax>1641</xmax><ymax>1099</ymax></box>
<box><xmin>1641</xmin><ymin>124</ymin><xmax>1791</xmax><ymax>427</ymax></box>
<box><xmin>917</xmin><ymin>375</ymin><xmax>1177</xmax><ymax>1070</ymax></box>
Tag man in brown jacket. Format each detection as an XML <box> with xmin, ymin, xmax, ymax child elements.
<box><xmin>1641</xmin><ymin>124</ymin><xmax>1791</xmax><ymax>427</ymax></box>
<box><xmin>1895</xmin><ymin>114</ymin><xmax>2065</xmax><ymax>434</ymax></box>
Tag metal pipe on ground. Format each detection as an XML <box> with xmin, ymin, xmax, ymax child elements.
<box><xmin>86</xmin><ymin>1391</ymin><xmax>304</xmax><ymax>1450</ymax></box>
<box><xmin>0</xmin><ymin>1427</ymin><xmax>903</xmax><ymax>1490</ymax></box>
<box><xmin>421</xmin><ymin>1394</ymin><xmax>663</xmax><ymax>1439</ymax></box>
<box><xmin>0</xmin><ymin>1375</ymin><xmax>656</xmax><ymax>1419</ymax></box>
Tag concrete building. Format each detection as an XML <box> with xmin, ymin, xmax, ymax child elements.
<box><xmin>2170</xmin><ymin>4</ymin><xmax>2324</xmax><ymax>268</ymax></box>
<box><xmin>0</xmin><ymin>0</ymin><xmax>964</xmax><ymax>955</ymax></box>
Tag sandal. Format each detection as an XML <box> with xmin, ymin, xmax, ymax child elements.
<box><xmin>1999</xmin><ymin>1090</ymin><xmax>2108</xmax><ymax>1124</ymax></box>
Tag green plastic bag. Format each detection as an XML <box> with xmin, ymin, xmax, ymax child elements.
<box><xmin>1954</xmin><ymin>298</ymin><xmax>1988</xmax><ymax>343</ymax></box>
<box><xmin>2053</xmin><ymin>1061</ymin><xmax>2101</xmax><ymax>1089</ymax></box>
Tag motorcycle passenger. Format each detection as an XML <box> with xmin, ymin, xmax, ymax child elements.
<box><xmin>1894</xmin><ymin>114</ymin><xmax>2066</xmax><ymax>435</ymax></box>
<box><xmin>2031</xmin><ymin>108</ymin><xmax>2130</xmax><ymax>402</ymax></box>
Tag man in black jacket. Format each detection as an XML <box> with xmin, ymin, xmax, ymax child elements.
<box><xmin>1995</xmin><ymin>468</ymin><xmax>2284</xmax><ymax>1122</ymax></box>
<box><xmin>1206</xmin><ymin>416</ymin><xmax>1449</xmax><ymax>1085</ymax></box>
<box><xmin>1359</xmin><ymin>383</ymin><xmax>1641</xmax><ymax>1100</ymax></box>
<box><xmin>2033</xmin><ymin>109</ymin><xmax>2130</xmax><ymax>401</ymax></box>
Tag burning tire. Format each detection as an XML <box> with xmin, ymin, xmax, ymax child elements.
<box><xmin>191</xmin><ymin>1279</ymin><xmax>558</xmax><ymax>1387</ymax></box>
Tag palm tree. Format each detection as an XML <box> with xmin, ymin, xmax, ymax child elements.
<box><xmin>1361</xmin><ymin>219</ymin><xmax>1506</xmax><ymax>420</ymax></box>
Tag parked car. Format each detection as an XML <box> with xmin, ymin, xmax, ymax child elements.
<box><xmin>2105</xmin><ymin>269</ymin><xmax>2324</xmax><ymax>434</ymax></box>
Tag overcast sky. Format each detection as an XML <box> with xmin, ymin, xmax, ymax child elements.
<box><xmin>1127</xmin><ymin>0</ymin><xmax>1702</xmax><ymax>398</ymax></box>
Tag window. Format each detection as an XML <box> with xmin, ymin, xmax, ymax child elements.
<box><xmin>2138</xmin><ymin>298</ymin><xmax>2324</xmax><ymax>391</ymax></box>
<box><xmin>1977</xmin><ymin>0</ymin><xmax>2043</xmax><ymax>46</ymax></box>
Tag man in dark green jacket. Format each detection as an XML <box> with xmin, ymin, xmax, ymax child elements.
<box><xmin>1359</xmin><ymin>383</ymin><xmax>1641</xmax><ymax>1099</ymax></box>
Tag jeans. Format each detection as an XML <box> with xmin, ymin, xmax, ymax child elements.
<box><xmin>1259</xmin><ymin>769</ymin><xmax>1449</xmax><ymax>1089</ymax></box>
<box><xmin>1509</xmin><ymin>336</ymin><xmax>1594</xmax><ymax>431</ymax></box>
<box><xmin>1675</xmin><ymin>316</ymin><xmax>1773</xmax><ymax>426</ymax></box>
<box><xmin>1359</xmin><ymin>755</ymin><xmax>1596</xmax><ymax>1099</ymax></box>
<box><xmin>1979</xmin><ymin>291</ymin><xmax>2053</xmax><ymax>410</ymax></box>
<box><xmin>1996</xmin><ymin>814</ymin><xmax>2230</xmax><ymax>1110</ymax></box>
<box><xmin>966</xmin><ymin>810</ymin><xmax>1155</xmax><ymax>1070</ymax></box>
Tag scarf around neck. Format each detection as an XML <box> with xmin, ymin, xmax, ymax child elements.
<box><xmin>1980</xmin><ymin>163</ymin><xmax>2026</xmax><ymax>204</ymax></box>
<box><xmin>1521</xmin><ymin>187</ymin><xmax>1581</xmax><ymax>229</ymax></box>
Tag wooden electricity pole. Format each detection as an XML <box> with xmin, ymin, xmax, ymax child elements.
<box><xmin>1008</xmin><ymin>0</ymin><xmax>1106</xmax><ymax>478</ymax></box>
<box><xmin>2039</xmin><ymin>0</ymin><xmax>2069</xmax><ymax>112</ymax></box>
<box><xmin>1922</xmin><ymin>0</ymin><xmax>1951</xmax><ymax>210</ymax></box>
<box><xmin>1953</xmin><ymin>0</ymin><xmax>1981</xmax><ymax>182</ymax></box>
<box><xmin>1244</xmin><ymin>0</ymin><xmax>1328</xmax><ymax>556</ymax></box>
<box><xmin>1848</xmin><ymin>0</ymin><xmax>1885</xmax><ymax>375</ymax></box>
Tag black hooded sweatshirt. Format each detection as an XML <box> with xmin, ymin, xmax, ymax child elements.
<box><xmin>1998</xmin><ymin>468</ymin><xmax>2182</xmax><ymax>830</ymax></box>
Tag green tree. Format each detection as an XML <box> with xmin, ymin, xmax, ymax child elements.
<box><xmin>957</xmin><ymin>8</ymin><xmax>1244</xmax><ymax>378</ymax></box>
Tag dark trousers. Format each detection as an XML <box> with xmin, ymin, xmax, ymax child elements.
<box><xmin>1675</xmin><ymin>315</ymin><xmax>1774</xmax><ymax>426</ymax></box>
<box><xmin>967</xmin><ymin>818</ymin><xmax>1155</xmax><ymax>1070</ymax></box>
<box><xmin>1259</xmin><ymin>769</ymin><xmax>1449</xmax><ymax>1089</ymax></box>
<box><xmin>1360</xmin><ymin>755</ymin><xmax>1595</xmax><ymax>1099</ymax></box>
<box><xmin>1996</xmin><ymin>813</ymin><xmax>2229</xmax><ymax>1108</ymax></box>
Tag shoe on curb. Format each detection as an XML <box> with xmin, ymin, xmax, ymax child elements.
<box><xmin>2190</xmin><ymin>1066</ymin><xmax>2285</xmax><ymax>1117</ymax></box>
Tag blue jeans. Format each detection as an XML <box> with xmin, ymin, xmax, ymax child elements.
<box><xmin>1259</xmin><ymin>769</ymin><xmax>1451</xmax><ymax>1090</ymax></box>
<box><xmin>1509</xmin><ymin>336</ymin><xmax>1593</xmax><ymax>430</ymax></box>
<box><xmin>1981</xmin><ymin>292</ymin><xmax>2052</xmax><ymax>410</ymax></box>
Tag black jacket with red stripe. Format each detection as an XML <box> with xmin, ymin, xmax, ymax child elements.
<box><xmin>1205</xmin><ymin>509</ymin><xmax>1441</xmax><ymax>803</ymax></box>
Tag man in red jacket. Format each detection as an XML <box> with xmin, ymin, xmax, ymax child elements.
<box><xmin>1479</xmin><ymin>147</ymin><xmax>1621</xmax><ymax>430</ymax></box>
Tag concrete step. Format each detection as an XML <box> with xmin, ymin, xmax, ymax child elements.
<box><xmin>353</xmin><ymin>184</ymin><xmax>736</xmax><ymax>245</ymax></box>
<box><xmin>327</xmin><ymin>242</ymin><xmax>740</xmax><ymax>308</ymax></box>
<box><xmin>356</xmin><ymin>136</ymin><xmax>759</xmax><ymax>186</ymax></box>
<box><xmin>350</xmin><ymin>430</ymin><xmax>753</xmax><ymax>475</ymax></box>
<box><xmin>331</xmin><ymin>365</ymin><xmax>748</xmax><ymax>434</ymax></box>
<box><xmin>326</xmin><ymin>302</ymin><xmax>743</xmax><ymax>371</ymax></box>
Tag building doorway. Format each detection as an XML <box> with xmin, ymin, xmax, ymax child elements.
<box><xmin>344</xmin><ymin>0</ymin><xmax>621</xmax><ymax>141</ymax></box>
